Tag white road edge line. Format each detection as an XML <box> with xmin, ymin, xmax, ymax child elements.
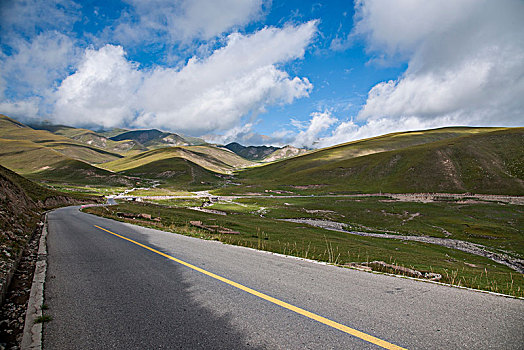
<box><xmin>21</xmin><ymin>214</ymin><xmax>48</xmax><ymax>350</ymax></box>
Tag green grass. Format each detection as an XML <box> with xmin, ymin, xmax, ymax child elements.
<box><xmin>146</xmin><ymin>198</ymin><xmax>207</xmax><ymax>207</ymax></box>
<box><xmin>224</xmin><ymin>196</ymin><xmax>523</xmax><ymax>258</ymax></box>
<box><xmin>41</xmin><ymin>183</ymin><xmax>129</xmax><ymax>196</ymax></box>
<box><xmin>34</xmin><ymin>315</ymin><xmax>52</xmax><ymax>323</ymax></box>
<box><xmin>85</xmin><ymin>200</ymin><xmax>524</xmax><ymax>297</ymax></box>
<box><xmin>26</xmin><ymin>159</ymin><xmax>136</xmax><ymax>187</ymax></box>
<box><xmin>0</xmin><ymin>164</ymin><xmax>99</xmax><ymax>203</ymax></box>
<box><xmin>126</xmin><ymin>188</ymin><xmax>194</xmax><ymax>196</ymax></box>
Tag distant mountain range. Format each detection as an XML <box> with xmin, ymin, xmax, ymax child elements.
<box><xmin>224</xmin><ymin>142</ymin><xmax>308</xmax><ymax>162</ymax></box>
<box><xmin>30</xmin><ymin>123</ymin><xmax>206</xmax><ymax>152</ymax></box>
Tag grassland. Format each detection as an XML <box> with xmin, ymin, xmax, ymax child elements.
<box><xmin>85</xmin><ymin>198</ymin><xmax>524</xmax><ymax>297</ymax></box>
<box><xmin>213</xmin><ymin>196</ymin><xmax>523</xmax><ymax>260</ymax></box>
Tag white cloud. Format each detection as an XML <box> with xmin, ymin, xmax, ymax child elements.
<box><xmin>0</xmin><ymin>31</ymin><xmax>78</xmax><ymax>99</ymax></box>
<box><xmin>0</xmin><ymin>0</ymin><xmax>79</xmax><ymax>41</ymax></box>
<box><xmin>0</xmin><ymin>0</ymin><xmax>81</xmax><ymax>118</ymax></box>
<box><xmin>353</xmin><ymin>0</ymin><xmax>524</xmax><ymax>128</ymax></box>
<box><xmin>280</xmin><ymin>111</ymin><xmax>464</xmax><ymax>150</ymax></box>
<box><xmin>203</xmin><ymin>123</ymin><xmax>255</xmax><ymax>145</ymax></box>
<box><xmin>53</xmin><ymin>45</ymin><xmax>142</xmax><ymax>128</ymax></box>
<box><xmin>116</xmin><ymin>0</ymin><xmax>267</xmax><ymax>44</ymax></box>
<box><xmin>291</xmin><ymin>111</ymin><xmax>337</xmax><ymax>148</ymax></box>
<box><xmin>52</xmin><ymin>21</ymin><xmax>317</xmax><ymax>133</ymax></box>
<box><xmin>0</xmin><ymin>98</ymin><xmax>40</xmax><ymax>120</ymax></box>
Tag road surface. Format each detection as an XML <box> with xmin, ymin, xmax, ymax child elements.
<box><xmin>43</xmin><ymin>206</ymin><xmax>524</xmax><ymax>349</ymax></box>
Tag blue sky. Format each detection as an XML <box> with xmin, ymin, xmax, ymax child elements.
<box><xmin>1</xmin><ymin>0</ymin><xmax>523</xmax><ymax>147</ymax></box>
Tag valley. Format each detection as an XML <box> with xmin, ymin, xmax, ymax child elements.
<box><xmin>1</xmin><ymin>114</ymin><xmax>523</xmax><ymax>298</ymax></box>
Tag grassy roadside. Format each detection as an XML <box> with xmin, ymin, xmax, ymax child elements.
<box><xmin>84</xmin><ymin>200</ymin><xmax>524</xmax><ymax>298</ymax></box>
<box><xmin>215</xmin><ymin>196</ymin><xmax>524</xmax><ymax>259</ymax></box>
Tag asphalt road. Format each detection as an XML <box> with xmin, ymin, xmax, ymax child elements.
<box><xmin>43</xmin><ymin>206</ymin><xmax>524</xmax><ymax>349</ymax></box>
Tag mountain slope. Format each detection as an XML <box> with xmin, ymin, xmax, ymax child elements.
<box><xmin>0</xmin><ymin>164</ymin><xmax>100</xmax><ymax>303</ymax></box>
<box><xmin>0</xmin><ymin>115</ymin><xmax>134</xmax><ymax>186</ymax></box>
<box><xmin>234</xmin><ymin>127</ymin><xmax>506</xmax><ymax>178</ymax></box>
<box><xmin>0</xmin><ymin>115</ymin><xmax>122</xmax><ymax>164</ymax></box>
<box><xmin>263</xmin><ymin>145</ymin><xmax>308</xmax><ymax>162</ymax></box>
<box><xmin>30</xmin><ymin>123</ymin><xmax>145</xmax><ymax>154</ymax></box>
<box><xmin>120</xmin><ymin>157</ymin><xmax>223</xmax><ymax>190</ymax></box>
<box><xmin>110</xmin><ymin>129</ymin><xmax>189</xmax><ymax>148</ymax></box>
<box><xmin>224</xmin><ymin>142</ymin><xmax>279</xmax><ymax>161</ymax></box>
<box><xmin>104</xmin><ymin>145</ymin><xmax>254</xmax><ymax>174</ymax></box>
<box><xmin>227</xmin><ymin>127</ymin><xmax>524</xmax><ymax>195</ymax></box>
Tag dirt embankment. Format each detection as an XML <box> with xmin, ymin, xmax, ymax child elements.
<box><xmin>0</xmin><ymin>170</ymin><xmax>98</xmax><ymax>306</ymax></box>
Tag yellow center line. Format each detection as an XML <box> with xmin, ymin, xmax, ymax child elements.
<box><xmin>94</xmin><ymin>225</ymin><xmax>407</xmax><ymax>350</ymax></box>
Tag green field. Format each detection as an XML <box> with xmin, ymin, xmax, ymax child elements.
<box><xmin>84</xmin><ymin>196</ymin><xmax>524</xmax><ymax>297</ymax></box>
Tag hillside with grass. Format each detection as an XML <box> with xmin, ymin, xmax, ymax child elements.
<box><xmin>0</xmin><ymin>115</ymin><xmax>123</xmax><ymax>164</ymax></box>
<box><xmin>104</xmin><ymin>145</ymin><xmax>254</xmax><ymax>174</ymax></box>
<box><xmin>120</xmin><ymin>157</ymin><xmax>224</xmax><ymax>190</ymax></box>
<box><xmin>0</xmin><ymin>115</ymin><xmax>136</xmax><ymax>186</ymax></box>
<box><xmin>224</xmin><ymin>127</ymin><xmax>524</xmax><ymax>195</ymax></box>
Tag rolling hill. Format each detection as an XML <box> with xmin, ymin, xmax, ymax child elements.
<box><xmin>0</xmin><ymin>115</ymin><xmax>135</xmax><ymax>186</ymax></box>
<box><xmin>0</xmin><ymin>115</ymin><xmax>123</xmax><ymax>164</ymax></box>
<box><xmin>119</xmin><ymin>157</ymin><xmax>223</xmax><ymax>190</ymax></box>
<box><xmin>224</xmin><ymin>127</ymin><xmax>524</xmax><ymax>195</ymax></box>
<box><xmin>103</xmin><ymin>145</ymin><xmax>254</xmax><ymax>174</ymax></box>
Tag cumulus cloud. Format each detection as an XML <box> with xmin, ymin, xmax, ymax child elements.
<box><xmin>0</xmin><ymin>98</ymin><xmax>40</xmax><ymax>120</ymax></box>
<box><xmin>53</xmin><ymin>21</ymin><xmax>317</xmax><ymax>133</ymax></box>
<box><xmin>354</xmin><ymin>0</ymin><xmax>524</xmax><ymax>127</ymax></box>
<box><xmin>0</xmin><ymin>0</ymin><xmax>82</xmax><ymax>120</ymax></box>
<box><xmin>53</xmin><ymin>45</ymin><xmax>142</xmax><ymax>128</ymax></box>
<box><xmin>291</xmin><ymin>111</ymin><xmax>337</xmax><ymax>148</ymax></box>
<box><xmin>1</xmin><ymin>31</ymin><xmax>78</xmax><ymax>99</ymax></box>
<box><xmin>282</xmin><ymin>111</ymin><xmax>463</xmax><ymax>150</ymax></box>
<box><xmin>115</xmin><ymin>0</ymin><xmax>266</xmax><ymax>44</ymax></box>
